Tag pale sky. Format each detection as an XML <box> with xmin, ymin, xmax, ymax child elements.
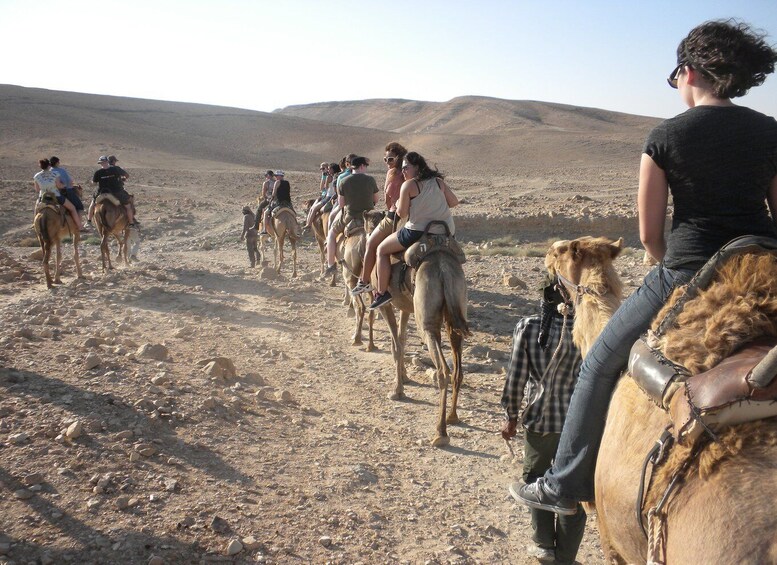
<box><xmin>2</xmin><ymin>0</ymin><xmax>777</xmax><ymax>119</ymax></box>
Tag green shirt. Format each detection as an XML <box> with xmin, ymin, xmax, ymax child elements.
<box><xmin>339</xmin><ymin>173</ymin><xmax>378</xmax><ymax>221</ymax></box>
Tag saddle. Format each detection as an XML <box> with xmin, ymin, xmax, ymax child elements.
<box><xmin>95</xmin><ymin>193</ymin><xmax>121</xmax><ymax>206</ymax></box>
<box><xmin>629</xmin><ymin>235</ymin><xmax>777</xmax><ymax>446</ymax></box>
<box><xmin>271</xmin><ymin>205</ymin><xmax>295</xmax><ymax>220</ymax></box>
<box><xmin>403</xmin><ymin>221</ymin><xmax>466</xmax><ymax>269</ymax></box>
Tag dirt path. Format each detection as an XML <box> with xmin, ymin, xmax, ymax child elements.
<box><xmin>0</xmin><ymin>174</ymin><xmax>654</xmax><ymax>564</ymax></box>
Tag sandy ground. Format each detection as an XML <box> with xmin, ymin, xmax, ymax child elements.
<box><xmin>0</xmin><ymin>166</ymin><xmax>652</xmax><ymax>564</ymax></box>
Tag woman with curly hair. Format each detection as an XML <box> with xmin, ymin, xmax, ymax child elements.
<box><xmin>513</xmin><ymin>19</ymin><xmax>777</xmax><ymax>521</ymax></box>
<box><xmin>368</xmin><ymin>151</ymin><xmax>459</xmax><ymax>309</ymax></box>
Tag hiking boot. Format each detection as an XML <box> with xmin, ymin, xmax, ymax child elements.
<box><xmin>350</xmin><ymin>280</ymin><xmax>373</xmax><ymax>296</ymax></box>
<box><xmin>509</xmin><ymin>479</ymin><xmax>578</xmax><ymax>516</ymax></box>
<box><xmin>323</xmin><ymin>264</ymin><xmax>338</xmax><ymax>277</ymax></box>
<box><xmin>368</xmin><ymin>291</ymin><xmax>393</xmax><ymax>310</ymax></box>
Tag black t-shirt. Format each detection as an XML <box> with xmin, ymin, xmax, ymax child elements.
<box><xmin>644</xmin><ymin>105</ymin><xmax>777</xmax><ymax>269</ymax></box>
<box><xmin>275</xmin><ymin>180</ymin><xmax>291</xmax><ymax>205</ymax></box>
<box><xmin>92</xmin><ymin>166</ymin><xmax>124</xmax><ymax>192</ymax></box>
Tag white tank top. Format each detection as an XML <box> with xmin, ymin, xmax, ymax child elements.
<box><xmin>405</xmin><ymin>177</ymin><xmax>454</xmax><ymax>235</ymax></box>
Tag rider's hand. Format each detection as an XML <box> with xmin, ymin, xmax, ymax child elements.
<box><xmin>501</xmin><ymin>418</ymin><xmax>518</xmax><ymax>440</ymax></box>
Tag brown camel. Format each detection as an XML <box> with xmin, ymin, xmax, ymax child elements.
<box><xmin>33</xmin><ymin>199</ymin><xmax>83</xmax><ymax>288</ymax></box>
<box><xmin>266</xmin><ymin>206</ymin><xmax>300</xmax><ymax>277</ymax></box>
<box><xmin>340</xmin><ymin>216</ymin><xmax>377</xmax><ymax>350</ymax></box>
<box><xmin>545</xmin><ymin>236</ymin><xmax>777</xmax><ymax>564</ymax></box>
<box><xmin>92</xmin><ymin>195</ymin><xmax>131</xmax><ymax>272</ymax></box>
<box><xmin>366</xmin><ymin>213</ymin><xmax>470</xmax><ymax>446</ymax></box>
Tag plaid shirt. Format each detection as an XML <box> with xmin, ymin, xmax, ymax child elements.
<box><xmin>501</xmin><ymin>314</ymin><xmax>582</xmax><ymax>434</ymax></box>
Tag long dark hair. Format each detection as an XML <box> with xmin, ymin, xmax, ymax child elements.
<box><xmin>404</xmin><ymin>151</ymin><xmax>444</xmax><ymax>181</ymax></box>
<box><xmin>39</xmin><ymin>158</ymin><xmax>50</xmax><ymax>170</ymax></box>
<box><xmin>679</xmin><ymin>19</ymin><xmax>777</xmax><ymax>98</ymax></box>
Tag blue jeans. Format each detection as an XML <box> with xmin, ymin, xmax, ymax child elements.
<box><xmin>545</xmin><ymin>263</ymin><xmax>695</xmax><ymax>501</ymax></box>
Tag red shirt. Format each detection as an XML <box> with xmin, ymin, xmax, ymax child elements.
<box><xmin>385</xmin><ymin>168</ymin><xmax>403</xmax><ymax>211</ymax></box>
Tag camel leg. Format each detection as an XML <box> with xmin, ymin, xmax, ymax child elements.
<box><xmin>365</xmin><ymin>308</ymin><xmax>376</xmax><ymax>352</ymax></box>
<box><xmin>426</xmin><ymin>329</ymin><xmax>451</xmax><ymax>447</ymax></box>
<box><xmin>73</xmin><ymin>233</ymin><xmax>83</xmax><ymax>279</ymax></box>
<box><xmin>291</xmin><ymin>241</ymin><xmax>297</xmax><ymax>278</ymax></box>
<box><xmin>122</xmin><ymin>229</ymin><xmax>130</xmax><ymax>265</ymax></box>
<box><xmin>352</xmin><ymin>294</ymin><xmax>365</xmax><ymax>345</ymax></box>
<box><xmin>382</xmin><ymin>306</ymin><xmax>405</xmax><ymax>400</ymax></box>
<box><xmin>276</xmin><ymin>230</ymin><xmax>284</xmax><ymax>274</ymax></box>
<box><xmin>399</xmin><ymin>310</ymin><xmax>410</xmax><ymax>384</ymax></box>
<box><xmin>101</xmin><ymin>233</ymin><xmax>112</xmax><ymax>272</ymax></box>
<box><xmin>41</xmin><ymin>241</ymin><xmax>53</xmax><ymax>289</ymax></box>
<box><xmin>53</xmin><ymin>239</ymin><xmax>63</xmax><ymax>284</ymax></box>
<box><xmin>446</xmin><ymin>330</ymin><xmax>464</xmax><ymax>425</ymax></box>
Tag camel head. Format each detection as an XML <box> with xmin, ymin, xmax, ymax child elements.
<box><xmin>364</xmin><ymin>210</ymin><xmax>386</xmax><ymax>232</ymax></box>
<box><xmin>545</xmin><ymin>236</ymin><xmax>624</xmax><ymax>286</ymax></box>
<box><xmin>303</xmin><ymin>199</ymin><xmax>316</xmax><ymax>213</ymax></box>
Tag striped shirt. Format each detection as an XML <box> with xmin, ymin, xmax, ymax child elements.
<box><xmin>501</xmin><ymin>314</ymin><xmax>582</xmax><ymax>434</ymax></box>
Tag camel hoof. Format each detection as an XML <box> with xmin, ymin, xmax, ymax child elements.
<box><xmin>365</xmin><ymin>344</ymin><xmax>377</xmax><ymax>353</ymax></box>
<box><xmin>432</xmin><ymin>436</ymin><xmax>450</xmax><ymax>448</ymax></box>
<box><xmin>389</xmin><ymin>392</ymin><xmax>404</xmax><ymax>401</ymax></box>
<box><xmin>352</xmin><ymin>338</ymin><xmax>362</xmax><ymax>346</ymax></box>
<box><xmin>446</xmin><ymin>414</ymin><xmax>460</xmax><ymax>425</ymax></box>
<box><xmin>54</xmin><ymin>279</ymin><xmax>62</xmax><ymax>284</ymax></box>
<box><xmin>402</xmin><ymin>375</ymin><xmax>411</xmax><ymax>384</ymax></box>
<box><xmin>329</xmin><ymin>279</ymin><xmax>337</xmax><ymax>287</ymax></box>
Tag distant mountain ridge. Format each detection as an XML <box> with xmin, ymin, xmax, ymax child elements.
<box><xmin>275</xmin><ymin>96</ymin><xmax>658</xmax><ymax>136</ymax></box>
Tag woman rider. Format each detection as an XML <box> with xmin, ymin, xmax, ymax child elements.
<box><xmin>513</xmin><ymin>19</ymin><xmax>777</xmax><ymax>516</ymax></box>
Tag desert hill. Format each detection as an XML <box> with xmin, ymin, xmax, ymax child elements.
<box><xmin>1</xmin><ymin>86</ymin><xmax>659</xmax><ymax>180</ymax></box>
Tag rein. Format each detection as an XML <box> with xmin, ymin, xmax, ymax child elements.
<box><xmin>554</xmin><ymin>270</ymin><xmax>603</xmax><ymax>305</ymax></box>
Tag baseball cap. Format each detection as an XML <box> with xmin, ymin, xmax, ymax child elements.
<box><xmin>98</xmin><ymin>155</ymin><xmax>109</xmax><ymax>163</ymax></box>
<box><xmin>274</xmin><ymin>170</ymin><xmax>285</xmax><ymax>176</ymax></box>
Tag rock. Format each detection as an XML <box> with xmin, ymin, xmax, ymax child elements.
<box><xmin>148</xmin><ymin>556</ymin><xmax>165</xmax><ymax>565</ymax></box>
<box><xmin>225</xmin><ymin>539</ymin><xmax>243</xmax><ymax>556</ymax></box>
<box><xmin>241</xmin><ymin>536</ymin><xmax>261</xmax><ymax>550</ymax></box>
<box><xmin>29</xmin><ymin>249</ymin><xmax>44</xmax><ymax>260</ymax></box>
<box><xmin>202</xmin><ymin>357</ymin><xmax>237</xmax><ymax>379</ymax></box>
<box><xmin>14</xmin><ymin>488</ymin><xmax>34</xmax><ymax>500</ymax></box>
<box><xmin>163</xmin><ymin>478</ymin><xmax>178</xmax><ymax>492</ymax></box>
<box><xmin>318</xmin><ymin>536</ymin><xmax>332</xmax><ymax>548</ymax></box>
<box><xmin>23</xmin><ymin>472</ymin><xmax>44</xmax><ymax>485</ymax></box>
<box><xmin>66</xmin><ymin>421</ymin><xmax>83</xmax><ymax>439</ymax></box>
<box><xmin>84</xmin><ymin>353</ymin><xmax>101</xmax><ymax>370</ymax></box>
<box><xmin>259</xmin><ymin>267</ymin><xmax>279</xmax><ymax>280</ymax></box>
<box><xmin>503</xmin><ymin>274</ymin><xmax>527</xmax><ymax>289</ymax></box>
<box><xmin>135</xmin><ymin>443</ymin><xmax>157</xmax><ymax>457</ymax></box>
<box><xmin>136</xmin><ymin>343</ymin><xmax>169</xmax><ymax>361</ymax></box>
<box><xmin>151</xmin><ymin>372</ymin><xmax>170</xmax><ymax>386</ymax></box>
<box><xmin>129</xmin><ymin>451</ymin><xmax>141</xmax><ymax>462</ymax></box>
<box><xmin>276</xmin><ymin>389</ymin><xmax>292</xmax><ymax>403</ymax></box>
<box><xmin>83</xmin><ymin>336</ymin><xmax>106</xmax><ymax>348</ymax></box>
<box><xmin>8</xmin><ymin>432</ymin><xmax>29</xmax><ymax>444</ymax></box>
<box><xmin>210</xmin><ymin>515</ymin><xmax>230</xmax><ymax>534</ymax></box>
<box><xmin>116</xmin><ymin>496</ymin><xmax>131</xmax><ymax>510</ymax></box>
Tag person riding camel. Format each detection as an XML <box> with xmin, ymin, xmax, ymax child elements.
<box><xmin>49</xmin><ymin>156</ymin><xmax>85</xmax><ymax>224</ymax></box>
<box><xmin>255</xmin><ymin>170</ymin><xmax>276</xmax><ymax>231</ymax></box>
<box><xmin>88</xmin><ymin>155</ymin><xmax>136</xmax><ymax>226</ymax></box>
<box><xmin>259</xmin><ymin>170</ymin><xmax>292</xmax><ymax>236</ymax></box>
<box><xmin>323</xmin><ymin>156</ymin><xmax>379</xmax><ymax>276</ymax></box>
<box><xmin>33</xmin><ymin>158</ymin><xmax>83</xmax><ymax>230</ymax></box>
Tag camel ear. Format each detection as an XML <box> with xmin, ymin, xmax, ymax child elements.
<box><xmin>569</xmin><ymin>240</ymin><xmax>581</xmax><ymax>259</ymax></box>
<box><xmin>609</xmin><ymin>237</ymin><xmax>624</xmax><ymax>259</ymax></box>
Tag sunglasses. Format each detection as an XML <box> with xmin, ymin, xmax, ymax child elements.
<box><xmin>667</xmin><ymin>63</ymin><xmax>686</xmax><ymax>89</ymax></box>
<box><xmin>401</xmin><ymin>164</ymin><xmax>410</xmax><ymax>171</ymax></box>
<box><xmin>383</xmin><ymin>156</ymin><xmax>397</xmax><ymax>164</ymax></box>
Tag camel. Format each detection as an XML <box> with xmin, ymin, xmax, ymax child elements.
<box><xmin>265</xmin><ymin>206</ymin><xmax>300</xmax><ymax>277</ymax></box>
<box><xmin>33</xmin><ymin>198</ymin><xmax>83</xmax><ymax>288</ymax></box>
<box><xmin>304</xmin><ymin>199</ymin><xmax>336</xmax><ymax>286</ymax></box>
<box><xmin>340</xmin><ymin>215</ymin><xmax>377</xmax><ymax>350</ymax></box>
<box><xmin>365</xmin><ymin>213</ymin><xmax>470</xmax><ymax>447</ymax></box>
<box><xmin>92</xmin><ymin>195</ymin><xmax>131</xmax><ymax>272</ymax></box>
<box><xmin>545</xmin><ymin>236</ymin><xmax>777</xmax><ymax>564</ymax></box>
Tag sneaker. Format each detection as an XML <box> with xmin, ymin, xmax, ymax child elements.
<box><xmin>509</xmin><ymin>479</ymin><xmax>578</xmax><ymax>516</ymax></box>
<box><xmin>350</xmin><ymin>280</ymin><xmax>373</xmax><ymax>296</ymax></box>
<box><xmin>323</xmin><ymin>264</ymin><xmax>338</xmax><ymax>276</ymax></box>
<box><xmin>368</xmin><ymin>291</ymin><xmax>393</xmax><ymax>310</ymax></box>
<box><xmin>526</xmin><ymin>545</ymin><xmax>556</xmax><ymax>563</ymax></box>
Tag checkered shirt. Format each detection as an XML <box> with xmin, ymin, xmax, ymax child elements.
<box><xmin>501</xmin><ymin>314</ymin><xmax>582</xmax><ymax>434</ymax></box>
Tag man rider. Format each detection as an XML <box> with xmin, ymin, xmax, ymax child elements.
<box><xmin>88</xmin><ymin>155</ymin><xmax>135</xmax><ymax>225</ymax></box>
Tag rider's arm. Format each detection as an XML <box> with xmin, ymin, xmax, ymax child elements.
<box><xmin>767</xmin><ymin>173</ymin><xmax>777</xmax><ymax>230</ymax></box>
<box><xmin>396</xmin><ymin>180</ymin><xmax>416</xmax><ymax>219</ymax></box>
<box><xmin>439</xmin><ymin>179</ymin><xmax>459</xmax><ymax>208</ymax></box>
<box><xmin>638</xmin><ymin>153</ymin><xmax>669</xmax><ymax>262</ymax></box>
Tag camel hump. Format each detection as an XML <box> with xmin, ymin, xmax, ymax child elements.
<box><xmin>96</xmin><ymin>193</ymin><xmax>121</xmax><ymax>206</ymax></box>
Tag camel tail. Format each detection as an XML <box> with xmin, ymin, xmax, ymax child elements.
<box><xmin>34</xmin><ymin>213</ymin><xmax>46</xmax><ymax>246</ymax></box>
<box><xmin>441</xmin><ymin>258</ymin><xmax>471</xmax><ymax>338</ymax></box>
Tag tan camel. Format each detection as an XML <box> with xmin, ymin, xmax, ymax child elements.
<box><xmin>340</xmin><ymin>216</ymin><xmax>377</xmax><ymax>350</ymax></box>
<box><xmin>266</xmin><ymin>206</ymin><xmax>300</xmax><ymax>277</ymax></box>
<box><xmin>365</xmin><ymin>213</ymin><xmax>470</xmax><ymax>446</ymax></box>
<box><xmin>304</xmin><ymin>199</ymin><xmax>336</xmax><ymax>286</ymax></box>
<box><xmin>33</xmin><ymin>199</ymin><xmax>83</xmax><ymax>288</ymax></box>
<box><xmin>92</xmin><ymin>195</ymin><xmax>131</xmax><ymax>272</ymax></box>
<box><xmin>546</xmin><ymin>236</ymin><xmax>777</xmax><ymax>564</ymax></box>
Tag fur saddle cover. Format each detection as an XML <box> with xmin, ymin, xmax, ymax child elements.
<box><xmin>34</xmin><ymin>195</ymin><xmax>69</xmax><ymax>227</ymax></box>
<box><xmin>95</xmin><ymin>193</ymin><xmax>121</xmax><ymax>206</ymax></box>
<box><xmin>271</xmin><ymin>206</ymin><xmax>300</xmax><ymax>237</ymax></box>
<box><xmin>403</xmin><ymin>221</ymin><xmax>466</xmax><ymax>269</ymax></box>
<box><xmin>629</xmin><ymin>235</ymin><xmax>777</xmax><ymax>446</ymax></box>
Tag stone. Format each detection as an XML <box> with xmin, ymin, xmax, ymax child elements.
<box><xmin>116</xmin><ymin>496</ymin><xmax>131</xmax><ymax>510</ymax></box>
<box><xmin>225</xmin><ymin>539</ymin><xmax>243</xmax><ymax>556</ymax></box>
<box><xmin>66</xmin><ymin>421</ymin><xmax>83</xmax><ymax>439</ymax></box>
<box><xmin>23</xmin><ymin>472</ymin><xmax>44</xmax><ymax>486</ymax></box>
<box><xmin>151</xmin><ymin>372</ymin><xmax>170</xmax><ymax>386</ymax></box>
<box><xmin>202</xmin><ymin>357</ymin><xmax>236</xmax><ymax>379</ymax></box>
<box><xmin>241</xmin><ymin>536</ymin><xmax>261</xmax><ymax>550</ymax></box>
<box><xmin>135</xmin><ymin>443</ymin><xmax>157</xmax><ymax>457</ymax></box>
<box><xmin>275</xmin><ymin>389</ymin><xmax>292</xmax><ymax>403</ymax></box>
<box><xmin>503</xmin><ymin>274</ymin><xmax>527</xmax><ymax>289</ymax></box>
<box><xmin>318</xmin><ymin>536</ymin><xmax>332</xmax><ymax>548</ymax></box>
<box><xmin>14</xmin><ymin>488</ymin><xmax>34</xmax><ymax>500</ymax></box>
<box><xmin>136</xmin><ymin>343</ymin><xmax>169</xmax><ymax>361</ymax></box>
<box><xmin>210</xmin><ymin>515</ymin><xmax>230</xmax><ymax>534</ymax></box>
<box><xmin>8</xmin><ymin>432</ymin><xmax>29</xmax><ymax>444</ymax></box>
<box><xmin>84</xmin><ymin>353</ymin><xmax>101</xmax><ymax>370</ymax></box>
<box><xmin>129</xmin><ymin>451</ymin><xmax>141</xmax><ymax>462</ymax></box>
<box><xmin>148</xmin><ymin>556</ymin><xmax>165</xmax><ymax>565</ymax></box>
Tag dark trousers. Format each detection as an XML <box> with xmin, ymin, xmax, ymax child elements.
<box><xmin>523</xmin><ymin>429</ymin><xmax>587</xmax><ymax>564</ymax></box>
<box><xmin>246</xmin><ymin>234</ymin><xmax>259</xmax><ymax>267</ymax></box>
<box><xmin>255</xmin><ymin>201</ymin><xmax>270</xmax><ymax>229</ymax></box>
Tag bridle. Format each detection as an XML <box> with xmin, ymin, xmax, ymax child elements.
<box><xmin>554</xmin><ymin>269</ymin><xmax>603</xmax><ymax>305</ymax></box>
